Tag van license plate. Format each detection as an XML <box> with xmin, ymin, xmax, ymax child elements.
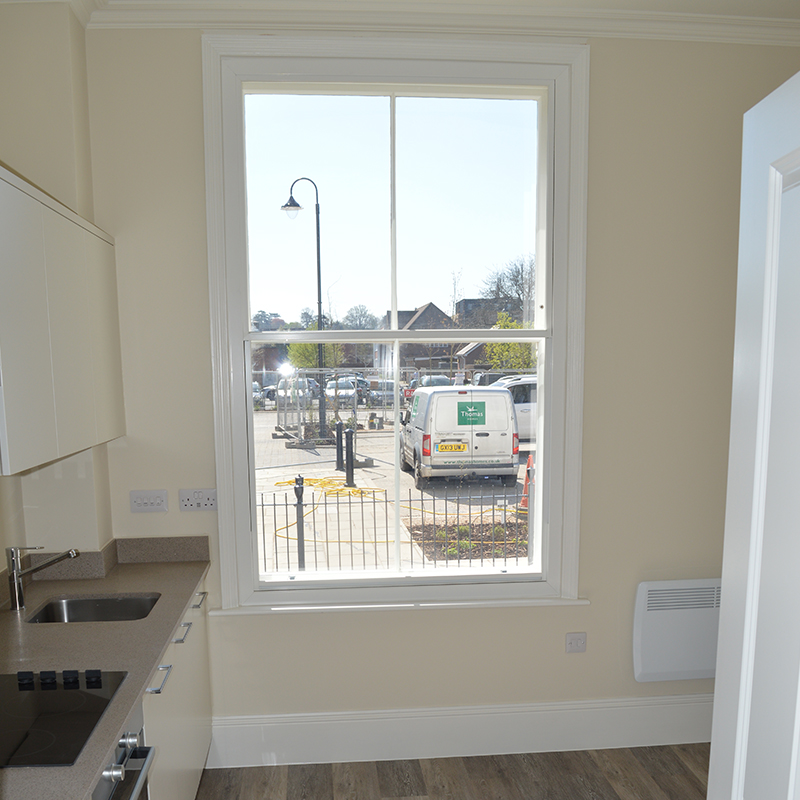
<box><xmin>437</xmin><ymin>443</ymin><xmax>467</xmax><ymax>452</ymax></box>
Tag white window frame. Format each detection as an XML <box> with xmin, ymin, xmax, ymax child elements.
<box><xmin>202</xmin><ymin>33</ymin><xmax>588</xmax><ymax>610</ymax></box>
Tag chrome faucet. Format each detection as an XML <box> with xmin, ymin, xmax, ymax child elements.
<box><xmin>6</xmin><ymin>546</ymin><xmax>81</xmax><ymax>611</ymax></box>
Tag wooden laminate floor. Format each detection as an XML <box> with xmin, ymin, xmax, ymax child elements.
<box><xmin>194</xmin><ymin>743</ymin><xmax>709</xmax><ymax>800</ymax></box>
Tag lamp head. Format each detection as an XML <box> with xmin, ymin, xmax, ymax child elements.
<box><xmin>281</xmin><ymin>195</ymin><xmax>302</xmax><ymax>219</ymax></box>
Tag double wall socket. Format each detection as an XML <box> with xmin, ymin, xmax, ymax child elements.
<box><xmin>130</xmin><ymin>490</ymin><xmax>168</xmax><ymax>513</ymax></box>
<box><xmin>179</xmin><ymin>489</ymin><xmax>217</xmax><ymax>511</ymax></box>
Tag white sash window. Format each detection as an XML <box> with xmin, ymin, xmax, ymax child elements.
<box><xmin>202</xmin><ymin>35</ymin><xmax>588</xmax><ymax>609</ymax></box>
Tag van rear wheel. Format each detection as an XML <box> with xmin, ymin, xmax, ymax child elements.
<box><xmin>399</xmin><ymin>439</ymin><xmax>412</xmax><ymax>472</ymax></box>
<box><xmin>501</xmin><ymin>474</ymin><xmax>517</xmax><ymax>487</ymax></box>
<box><xmin>414</xmin><ymin>459</ymin><xmax>428</xmax><ymax>490</ymax></box>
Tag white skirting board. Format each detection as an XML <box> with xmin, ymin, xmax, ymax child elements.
<box><xmin>205</xmin><ymin>693</ymin><xmax>713</xmax><ymax>768</ymax></box>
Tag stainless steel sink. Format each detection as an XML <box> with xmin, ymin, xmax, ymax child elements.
<box><xmin>26</xmin><ymin>593</ymin><xmax>161</xmax><ymax>623</ymax></box>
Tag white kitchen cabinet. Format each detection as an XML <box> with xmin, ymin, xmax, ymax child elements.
<box><xmin>84</xmin><ymin>232</ymin><xmax>125</xmax><ymax>444</ymax></box>
<box><xmin>0</xmin><ymin>165</ymin><xmax>125</xmax><ymax>475</ymax></box>
<box><xmin>143</xmin><ymin>584</ymin><xmax>212</xmax><ymax>800</ymax></box>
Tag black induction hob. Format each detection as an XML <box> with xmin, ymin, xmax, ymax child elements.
<box><xmin>0</xmin><ymin>670</ymin><xmax>127</xmax><ymax>768</ymax></box>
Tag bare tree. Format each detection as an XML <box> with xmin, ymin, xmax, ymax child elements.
<box><xmin>342</xmin><ymin>305</ymin><xmax>379</xmax><ymax>330</ymax></box>
<box><xmin>481</xmin><ymin>255</ymin><xmax>535</xmax><ymax>325</ymax></box>
<box><xmin>300</xmin><ymin>307</ymin><xmax>333</xmax><ymax>329</ymax></box>
<box><xmin>450</xmin><ymin>268</ymin><xmax>463</xmax><ymax>320</ymax></box>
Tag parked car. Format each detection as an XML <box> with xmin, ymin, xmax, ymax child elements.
<box><xmin>400</xmin><ymin>386</ymin><xmax>519</xmax><ymax>488</ymax></box>
<box><xmin>276</xmin><ymin>377</ymin><xmax>319</xmax><ymax>403</ymax></box>
<box><xmin>408</xmin><ymin>374</ymin><xmax>451</xmax><ymax>391</ymax></box>
<box><xmin>342</xmin><ymin>375</ymin><xmax>370</xmax><ymax>397</ymax></box>
<box><xmin>471</xmin><ymin>371</ymin><xmax>507</xmax><ymax>386</ymax></box>
<box><xmin>491</xmin><ymin>373</ymin><xmax>527</xmax><ymax>386</ymax></box>
<box><xmin>503</xmin><ymin>376</ymin><xmax>537</xmax><ymax>440</ymax></box>
<box><xmin>306</xmin><ymin>377</ymin><xmax>321</xmax><ymax>398</ymax></box>
<box><xmin>325</xmin><ymin>377</ymin><xmax>368</xmax><ymax>405</ymax></box>
<box><xmin>262</xmin><ymin>383</ymin><xmax>277</xmax><ymax>401</ymax></box>
<box><xmin>369</xmin><ymin>379</ymin><xmax>395</xmax><ymax>406</ymax></box>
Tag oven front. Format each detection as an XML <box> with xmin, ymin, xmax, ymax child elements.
<box><xmin>92</xmin><ymin>702</ymin><xmax>155</xmax><ymax>800</ymax></box>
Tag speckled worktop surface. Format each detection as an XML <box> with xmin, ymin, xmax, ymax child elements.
<box><xmin>0</xmin><ymin>558</ymin><xmax>209</xmax><ymax>800</ymax></box>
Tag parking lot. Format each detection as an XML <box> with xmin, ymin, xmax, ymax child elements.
<box><xmin>251</xmin><ymin>403</ymin><xmax>536</xmax><ymax>575</ymax></box>
<box><xmin>253</xmin><ymin>404</ymin><xmax>535</xmax><ymax>498</ymax></box>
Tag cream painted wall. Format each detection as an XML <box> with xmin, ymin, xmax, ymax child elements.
<box><xmin>67</xmin><ymin>6</ymin><xmax>94</xmax><ymax>221</ymax></box>
<box><xmin>0</xmin><ymin>3</ymin><xmax>102</xmax><ymax>564</ymax></box>
<box><xmin>0</xmin><ymin>2</ymin><xmax>93</xmax><ymax>218</ymax></box>
<box><xmin>0</xmin><ymin>4</ymin><xmax>797</xmax><ymax>713</ymax></box>
<box><xmin>85</xmin><ymin>30</ymin><xmax>218</xmax><ymax>574</ymax></box>
<box><xmin>79</xmin><ymin>25</ymin><xmax>800</xmax><ymax>716</ymax></box>
<box><xmin>0</xmin><ymin>477</ymin><xmax>25</xmax><ymax>553</ymax></box>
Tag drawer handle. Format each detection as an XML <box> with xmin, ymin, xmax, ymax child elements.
<box><xmin>172</xmin><ymin>621</ymin><xmax>192</xmax><ymax>644</ymax></box>
<box><xmin>145</xmin><ymin>664</ymin><xmax>172</xmax><ymax>694</ymax></box>
<box><xmin>191</xmin><ymin>591</ymin><xmax>208</xmax><ymax>609</ymax></box>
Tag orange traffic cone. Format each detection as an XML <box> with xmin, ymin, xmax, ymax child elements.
<box><xmin>520</xmin><ymin>455</ymin><xmax>534</xmax><ymax>509</ymax></box>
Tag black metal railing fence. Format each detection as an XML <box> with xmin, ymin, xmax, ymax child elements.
<box><xmin>257</xmin><ymin>480</ymin><xmax>530</xmax><ymax>574</ymax></box>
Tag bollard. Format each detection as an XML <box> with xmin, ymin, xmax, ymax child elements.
<box><xmin>293</xmin><ymin>476</ymin><xmax>306</xmax><ymax>570</ymax></box>
<box><xmin>335</xmin><ymin>420</ymin><xmax>344</xmax><ymax>471</ymax></box>
<box><xmin>344</xmin><ymin>428</ymin><xmax>355</xmax><ymax>488</ymax></box>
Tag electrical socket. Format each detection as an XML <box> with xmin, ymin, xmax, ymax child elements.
<box><xmin>179</xmin><ymin>489</ymin><xmax>217</xmax><ymax>511</ymax></box>
<box><xmin>566</xmin><ymin>632</ymin><xmax>587</xmax><ymax>653</ymax></box>
<box><xmin>130</xmin><ymin>490</ymin><xmax>168</xmax><ymax>513</ymax></box>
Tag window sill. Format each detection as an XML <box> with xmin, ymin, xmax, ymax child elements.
<box><xmin>210</xmin><ymin>596</ymin><xmax>590</xmax><ymax>616</ymax></box>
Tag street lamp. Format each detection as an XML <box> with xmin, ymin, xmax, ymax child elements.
<box><xmin>282</xmin><ymin>177</ymin><xmax>326</xmax><ymax>438</ymax></box>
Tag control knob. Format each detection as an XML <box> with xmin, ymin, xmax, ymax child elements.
<box><xmin>102</xmin><ymin>763</ymin><xmax>125</xmax><ymax>783</ymax></box>
<box><xmin>119</xmin><ymin>732</ymin><xmax>140</xmax><ymax>749</ymax></box>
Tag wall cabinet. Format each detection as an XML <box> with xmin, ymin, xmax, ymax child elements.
<box><xmin>143</xmin><ymin>584</ymin><xmax>212</xmax><ymax>800</ymax></box>
<box><xmin>0</xmin><ymin>165</ymin><xmax>125</xmax><ymax>475</ymax></box>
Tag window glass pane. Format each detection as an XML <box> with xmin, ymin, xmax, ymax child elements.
<box><xmin>244</xmin><ymin>91</ymin><xmax>543</xmax><ymax>586</ymax></box>
<box><xmin>395</xmin><ymin>97</ymin><xmax>538</xmax><ymax>329</ymax></box>
<box><xmin>250</xmin><ymin>341</ymin><xmax>539</xmax><ymax>581</ymax></box>
<box><xmin>245</xmin><ymin>94</ymin><xmax>538</xmax><ymax>335</ymax></box>
<box><xmin>245</xmin><ymin>94</ymin><xmax>390</xmax><ymax>330</ymax></box>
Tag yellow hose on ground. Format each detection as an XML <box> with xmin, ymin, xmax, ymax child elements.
<box><xmin>269</xmin><ymin>476</ymin><xmax>526</xmax><ymax>543</ymax></box>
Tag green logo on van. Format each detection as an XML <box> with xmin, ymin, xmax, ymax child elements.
<box><xmin>457</xmin><ymin>401</ymin><xmax>486</xmax><ymax>425</ymax></box>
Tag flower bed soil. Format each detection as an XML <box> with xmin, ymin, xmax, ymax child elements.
<box><xmin>406</xmin><ymin>519</ymin><xmax>529</xmax><ymax>562</ymax></box>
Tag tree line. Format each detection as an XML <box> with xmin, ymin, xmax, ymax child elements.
<box><xmin>251</xmin><ymin>255</ymin><xmax>536</xmax><ymax>371</ymax></box>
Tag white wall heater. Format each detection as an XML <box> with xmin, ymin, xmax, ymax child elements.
<box><xmin>633</xmin><ymin>579</ymin><xmax>722</xmax><ymax>682</ymax></box>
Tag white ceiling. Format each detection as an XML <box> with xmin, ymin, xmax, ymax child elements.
<box><xmin>6</xmin><ymin>0</ymin><xmax>800</xmax><ymax>43</ymax></box>
<box><xmin>73</xmin><ymin>0</ymin><xmax>800</xmax><ymax>19</ymax></box>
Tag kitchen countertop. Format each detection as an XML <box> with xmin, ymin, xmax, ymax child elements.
<box><xmin>0</xmin><ymin>559</ymin><xmax>209</xmax><ymax>800</ymax></box>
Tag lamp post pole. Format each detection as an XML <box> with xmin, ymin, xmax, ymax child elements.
<box><xmin>282</xmin><ymin>178</ymin><xmax>326</xmax><ymax>438</ymax></box>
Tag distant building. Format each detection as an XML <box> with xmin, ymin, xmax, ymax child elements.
<box><xmin>455</xmin><ymin>341</ymin><xmax>486</xmax><ymax>373</ymax></box>
<box><xmin>381</xmin><ymin>302</ymin><xmax>453</xmax><ymax>332</ymax></box>
<box><xmin>454</xmin><ymin>297</ymin><xmax>520</xmax><ymax>328</ymax></box>
<box><xmin>377</xmin><ymin>303</ymin><xmax>460</xmax><ymax>374</ymax></box>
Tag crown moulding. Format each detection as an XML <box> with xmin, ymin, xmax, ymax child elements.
<box><xmin>46</xmin><ymin>0</ymin><xmax>800</xmax><ymax>46</ymax></box>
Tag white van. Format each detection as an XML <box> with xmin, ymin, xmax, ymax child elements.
<box><xmin>400</xmin><ymin>386</ymin><xmax>519</xmax><ymax>489</ymax></box>
<box><xmin>504</xmin><ymin>376</ymin><xmax>537</xmax><ymax>440</ymax></box>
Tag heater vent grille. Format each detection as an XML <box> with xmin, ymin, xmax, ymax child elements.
<box><xmin>646</xmin><ymin>585</ymin><xmax>722</xmax><ymax>612</ymax></box>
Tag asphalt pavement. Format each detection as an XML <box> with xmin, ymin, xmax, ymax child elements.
<box><xmin>252</xmin><ymin>405</ymin><xmax>535</xmax><ymax>501</ymax></box>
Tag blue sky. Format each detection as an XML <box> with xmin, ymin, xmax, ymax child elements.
<box><xmin>245</xmin><ymin>93</ymin><xmax>538</xmax><ymax>326</ymax></box>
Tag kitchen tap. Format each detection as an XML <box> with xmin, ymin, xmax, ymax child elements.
<box><xmin>6</xmin><ymin>546</ymin><xmax>80</xmax><ymax>612</ymax></box>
